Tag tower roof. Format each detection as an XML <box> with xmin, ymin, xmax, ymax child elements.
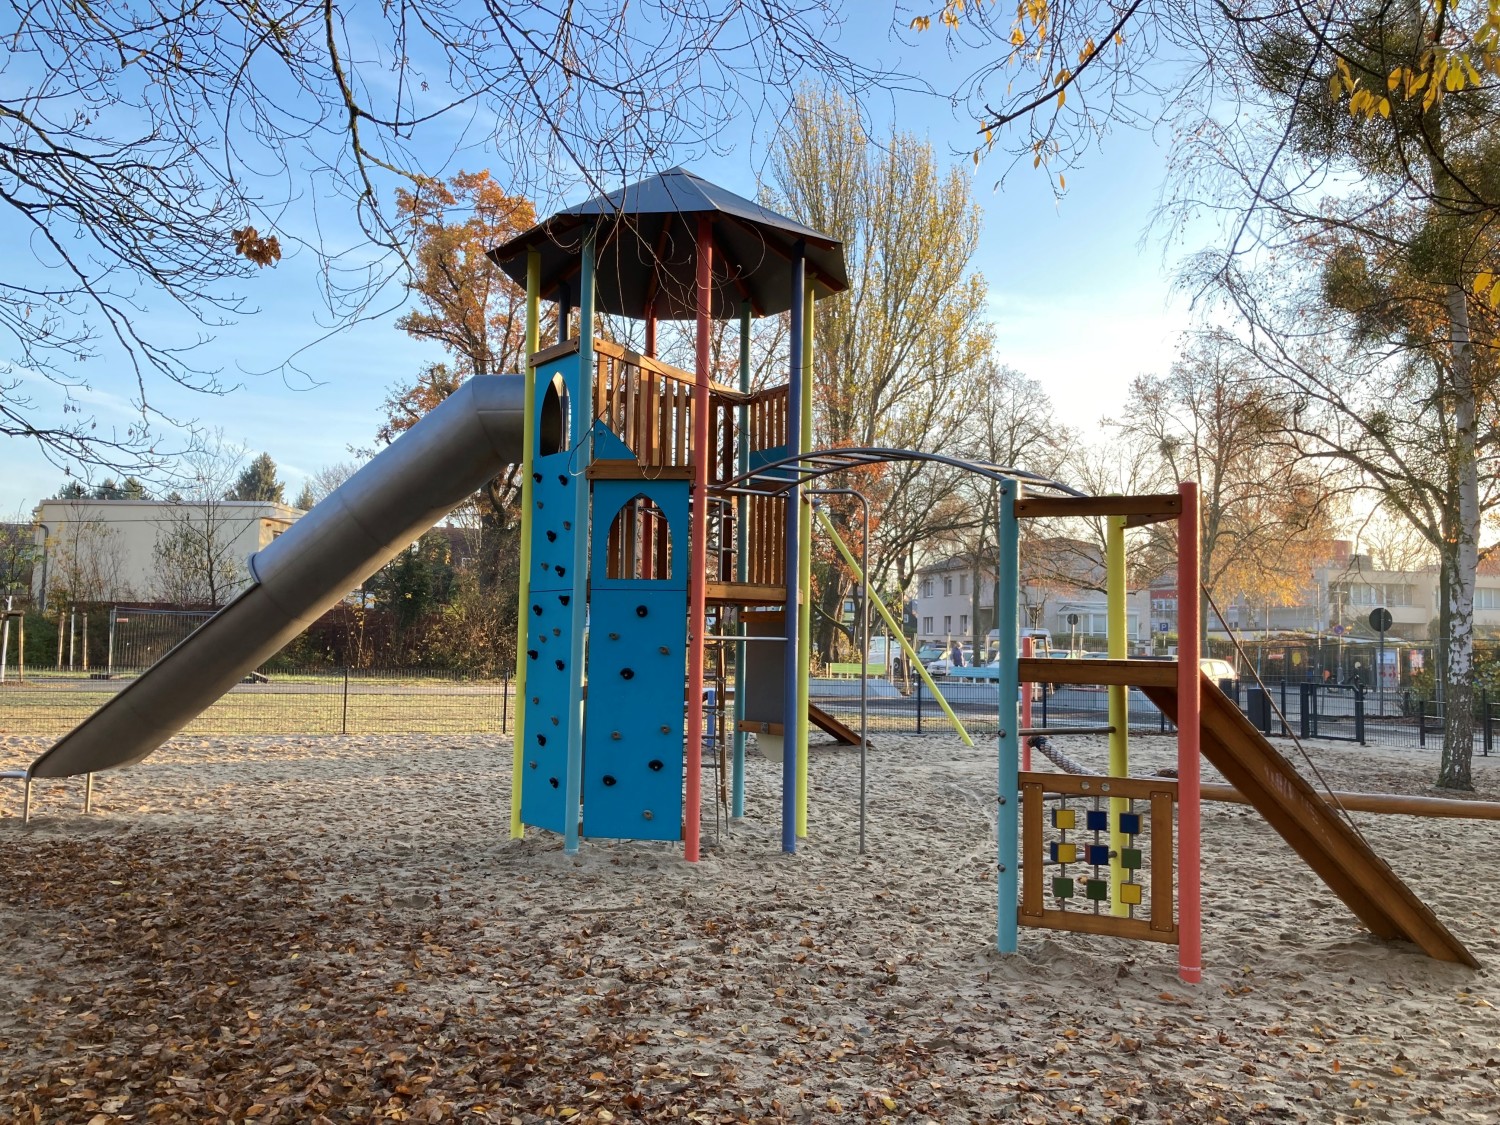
<box><xmin>487</xmin><ymin>167</ymin><xmax>847</xmax><ymax>319</ymax></box>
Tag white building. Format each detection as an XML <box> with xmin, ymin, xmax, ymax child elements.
<box><xmin>31</xmin><ymin>498</ymin><xmax>302</xmax><ymax>606</ymax></box>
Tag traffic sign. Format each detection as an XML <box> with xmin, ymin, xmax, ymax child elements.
<box><xmin>1369</xmin><ymin>607</ymin><xmax>1393</xmax><ymax>633</ymax></box>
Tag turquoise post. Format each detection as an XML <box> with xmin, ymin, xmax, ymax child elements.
<box><xmin>733</xmin><ymin>300</ymin><xmax>751</xmax><ymax>819</ymax></box>
<box><xmin>563</xmin><ymin>234</ymin><xmax>596</xmax><ymax>855</ymax></box>
<box><xmin>996</xmin><ymin>478</ymin><xmax>1021</xmax><ymax>953</ymax></box>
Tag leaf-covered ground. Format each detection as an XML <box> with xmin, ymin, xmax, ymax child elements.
<box><xmin>2</xmin><ymin>732</ymin><xmax>1498</xmax><ymax>1123</ymax></box>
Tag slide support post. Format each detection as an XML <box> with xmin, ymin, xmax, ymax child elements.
<box><xmin>733</xmin><ymin>301</ymin><xmax>751</xmax><ymax>819</ymax></box>
<box><xmin>796</xmin><ymin>284</ymin><xmax>814</xmax><ymax>838</ymax></box>
<box><xmin>780</xmin><ymin>247</ymin><xmax>806</xmax><ymax>854</ymax></box>
<box><xmin>684</xmin><ymin>215</ymin><xmax>713</xmax><ymax>862</ymax></box>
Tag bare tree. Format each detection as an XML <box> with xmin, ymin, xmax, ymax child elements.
<box><xmin>43</xmin><ymin>511</ymin><xmax>130</xmax><ymax>607</ymax></box>
<box><xmin>2</xmin><ymin>3</ymin><xmax>888</xmax><ymax>477</ymax></box>
<box><xmin>151</xmin><ymin>436</ymin><xmax>249</xmax><ymax>607</ymax></box>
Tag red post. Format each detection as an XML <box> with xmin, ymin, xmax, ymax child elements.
<box><xmin>683</xmin><ymin>216</ymin><xmax>713</xmax><ymax>861</ymax></box>
<box><xmin>1020</xmin><ymin>635</ymin><xmax>1034</xmax><ymax>770</ymax></box>
<box><xmin>1176</xmin><ymin>480</ymin><xmax>1202</xmax><ymax>983</ymax></box>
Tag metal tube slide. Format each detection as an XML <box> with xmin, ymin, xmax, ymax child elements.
<box><xmin>30</xmin><ymin>374</ymin><xmax>562</xmax><ymax>780</ymax></box>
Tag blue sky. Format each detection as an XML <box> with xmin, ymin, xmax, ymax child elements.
<box><xmin>0</xmin><ymin>10</ymin><xmax>1199</xmax><ymax>516</ymax></box>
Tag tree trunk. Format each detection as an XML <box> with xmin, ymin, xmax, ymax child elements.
<box><xmin>1438</xmin><ymin>282</ymin><xmax>1478</xmax><ymax>790</ymax></box>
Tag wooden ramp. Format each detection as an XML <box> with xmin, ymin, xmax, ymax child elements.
<box><xmin>1142</xmin><ymin>676</ymin><xmax>1478</xmax><ymax>968</ymax></box>
<box><xmin>808</xmin><ymin>703</ymin><xmax>863</xmax><ymax>746</ymax></box>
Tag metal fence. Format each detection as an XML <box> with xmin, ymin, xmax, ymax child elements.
<box><xmin>809</xmin><ymin>674</ymin><xmax>1497</xmax><ymax>755</ymax></box>
<box><xmin>2</xmin><ymin>666</ymin><xmax>515</xmax><ymax>738</ymax></box>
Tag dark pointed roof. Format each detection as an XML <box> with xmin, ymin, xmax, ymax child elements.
<box><xmin>487</xmin><ymin>167</ymin><xmax>847</xmax><ymax>320</ymax></box>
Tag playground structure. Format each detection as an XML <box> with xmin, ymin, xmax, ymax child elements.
<box><xmin>10</xmin><ymin>167</ymin><xmax>1483</xmax><ymax>979</ymax></box>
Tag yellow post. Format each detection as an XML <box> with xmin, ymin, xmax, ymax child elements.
<box><xmin>815</xmin><ymin>507</ymin><xmax>974</xmax><ymax>745</ymax></box>
<box><xmin>795</xmin><ymin>282</ymin><xmax>814</xmax><ymax>838</ymax></box>
<box><xmin>1106</xmin><ymin>514</ymin><xmax>1130</xmax><ymax>914</ymax></box>
<box><xmin>509</xmin><ymin>250</ymin><xmax>541</xmax><ymax>839</ymax></box>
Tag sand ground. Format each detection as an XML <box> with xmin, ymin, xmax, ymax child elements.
<box><xmin>2</xmin><ymin>730</ymin><xmax>1498</xmax><ymax>1123</ymax></box>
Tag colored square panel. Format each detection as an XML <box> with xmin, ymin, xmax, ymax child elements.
<box><xmin>1118</xmin><ymin>881</ymin><xmax>1143</xmax><ymax>906</ymax></box>
<box><xmin>1085</xmin><ymin>879</ymin><xmax>1110</xmax><ymax>902</ymax></box>
<box><xmin>1051</xmin><ymin>842</ymin><xmax>1078</xmax><ymax>864</ymax></box>
<box><xmin>1052</xmin><ymin>877</ymin><xmax>1075</xmax><ymax>900</ymax></box>
<box><xmin>1118</xmin><ymin>812</ymin><xmax>1142</xmax><ymax>835</ymax></box>
<box><xmin>1120</xmin><ymin>847</ymin><xmax>1144</xmax><ymax>871</ymax></box>
<box><xmin>1086</xmin><ymin>809</ymin><xmax>1109</xmax><ymax>832</ymax></box>
<box><xmin>1052</xmin><ymin>808</ymin><xmax>1076</xmax><ymax>830</ymax></box>
<box><xmin>1085</xmin><ymin>844</ymin><xmax>1111</xmax><ymax>866</ymax></box>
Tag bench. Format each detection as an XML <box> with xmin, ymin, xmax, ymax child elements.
<box><xmin>826</xmin><ymin>662</ymin><xmax>887</xmax><ymax>678</ymax></box>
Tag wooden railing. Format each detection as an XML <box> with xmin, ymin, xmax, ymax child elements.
<box><xmin>535</xmin><ymin>337</ymin><xmax>790</xmax><ymax>593</ymax></box>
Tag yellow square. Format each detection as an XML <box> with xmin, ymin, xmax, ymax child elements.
<box><xmin>1055</xmin><ymin>843</ymin><xmax>1077</xmax><ymax>864</ymax></box>
<box><xmin>1118</xmin><ymin>882</ymin><xmax>1143</xmax><ymax>906</ymax></box>
<box><xmin>1052</xmin><ymin>808</ymin><xmax>1076</xmax><ymax>830</ymax></box>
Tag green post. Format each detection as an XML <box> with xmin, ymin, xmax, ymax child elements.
<box><xmin>563</xmin><ymin>234</ymin><xmax>595</xmax><ymax>855</ymax></box>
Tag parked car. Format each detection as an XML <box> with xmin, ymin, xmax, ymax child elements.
<box><xmin>924</xmin><ymin>646</ymin><xmax>973</xmax><ymax>677</ymax></box>
<box><xmin>1200</xmin><ymin>658</ymin><xmax>1239</xmax><ymax>684</ymax></box>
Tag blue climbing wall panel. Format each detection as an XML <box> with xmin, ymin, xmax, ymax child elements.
<box><xmin>520</xmin><ymin>356</ymin><xmax>583</xmax><ymax>835</ymax></box>
<box><xmin>582</xmin><ymin>478</ymin><xmax>690</xmax><ymax>841</ymax></box>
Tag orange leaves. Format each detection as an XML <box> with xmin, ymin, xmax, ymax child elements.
<box><xmin>231</xmin><ymin>226</ymin><xmax>281</xmax><ymax>268</ymax></box>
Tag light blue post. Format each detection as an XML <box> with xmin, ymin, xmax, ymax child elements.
<box><xmin>781</xmin><ymin>249</ymin><xmax>806</xmax><ymax>853</ymax></box>
<box><xmin>996</xmin><ymin>478</ymin><xmax>1021</xmax><ymax>952</ymax></box>
<box><xmin>732</xmin><ymin>300</ymin><xmax>751</xmax><ymax>819</ymax></box>
<box><xmin>563</xmin><ymin>233</ymin><xmax>596</xmax><ymax>855</ymax></box>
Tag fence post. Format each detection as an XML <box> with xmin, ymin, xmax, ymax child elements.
<box><xmin>1300</xmin><ymin>684</ymin><xmax>1312</xmax><ymax>740</ymax></box>
<box><xmin>502</xmin><ymin>675</ymin><xmax>509</xmax><ymax>734</ymax></box>
<box><xmin>1476</xmin><ymin>687</ymin><xmax>1488</xmax><ymax>759</ymax></box>
<box><xmin>341</xmin><ymin>667</ymin><xmax>350</xmax><ymax>735</ymax></box>
<box><xmin>1419</xmin><ymin>698</ymin><xmax>1427</xmax><ymax>748</ymax></box>
<box><xmin>1354</xmin><ymin>686</ymin><xmax>1366</xmax><ymax>745</ymax></box>
<box><xmin>1280</xmin><ymin>679</ymin><xmax>1289</xmax><ymax>736</ymax></box>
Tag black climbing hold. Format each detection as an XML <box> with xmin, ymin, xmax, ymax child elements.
<box><xmin>529</xmin><ymin>760</ymin><xmax>537</xmax><ymax>769</ymax></box>
<box><xmin>552</xmin><ymin>627</ymin><xmax>561</xmax><ymax>637</ymax></box>
<box><xmin>549</xmin><ymin>777</ymin><xmax>560</xmax><ymax>789</ymax></box>
<box><xmin>532</xmin><ymin>604</ymin><xmax>543</xmax><ymax>615</ymax></box>
<box><xmin>602</xmin><ymin>775</ymin><xmax>617</xmax><ymax>787</ymax></box>
<box><xmin>636</xmin><ymin>605</ymin><xmax>649</xmax><ymax>618</ymax></box>
<box><xmin>546</xmin><ymin>530</ymin><xmax>557</xmax><ymax>542</ymax></box>
<box><xmin>620</xmin><ymin>668</ymin><xmax>634</xmax><ymax>680</ymax></box>
<box><xmin>555</xmin><ymin>565</ymin><xmax>566</xmax><ymax>577</ymax></box>
<box><xmin>558</xmin><ymin>474</ymin><xmax>568</xmax><ymax>486</ymax></box>
<box><xmin>527</xmin><ymin>650</ymin><xmax>539</xmax><ymax>661</ymax></box>
<box><xmin>533</xmin><ymin>472</ymin><xmax>542</xmax><ymax>483</ymax></box>
<box><xmin>559</xmin><ymin>595</ymin><xmax>570</xmax><ymax>606</ymax></box>
<box><xmin>536</xmin><ymin>734</ymin><xmax>547</xmax><ymax>746</ymax></box>
<box><xmin>648</xmin><ymin>759</ymin><xmax>665</xmax><ymax>772</ymax></box>
<box><xmin>555</xmin><ymin>659</ymin><xmax>565</xmax><ymax>671</ymax></box>
<box><xmin>537</xmin><ymin>501</ymin><xmax>544</xmax><ymax>509</ymax></box>
<box><xmin>531</xmin><ymin>696</ymin><xmax>539</xmax><ymax>705</ymax></box>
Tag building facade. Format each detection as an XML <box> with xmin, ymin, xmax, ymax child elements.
<box><xmin>31</xmin><ymin>498</ymin><xmax>302</xmax><ymax>606</ymax></box>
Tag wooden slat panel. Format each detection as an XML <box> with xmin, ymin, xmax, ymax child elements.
<box><xmin>1017</xmin><ymin>658</ymin><xmax>1179</xmax><ymax>688</ymax></box>
<box><xmin>586</xmin><ymin>461</ymin><xmax>694</xmax><ymax>480</ymax></box>
<box><xmin>1150</xmin><ymin>789</ymin><xmax>1177</xmax><ymax>935</ymax></box>
<box><xmin>1021</xmin><ymin>781</ymin><xmax>1045</xmax><ymax>921</ymax></box>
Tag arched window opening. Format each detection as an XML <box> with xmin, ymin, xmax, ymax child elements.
<box><xmin>605</xmin><ymin>494</ymin><xmax>673</xmax><ymax>580</ymax></box>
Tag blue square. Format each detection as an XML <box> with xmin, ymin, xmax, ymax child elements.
<box><xmin>1086</xmin><ymin>809</ymin><xmax>1109</xmax><ymax>832</ymax></box>
<box><xmin>1119</xmin><ymin>812</ymin><xmax>1142</xmax><ymax>835</ymax></box>
<box><xmin>1086</xmin><ymin>844</ymin><xmax>1111</xmax><ymax>866</ymax></box>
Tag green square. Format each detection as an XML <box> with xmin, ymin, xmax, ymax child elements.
<box><xmin>1052</xmin><ymin>877</ymin><xmax>1075</xmax><ymax>900</ymax></box>
<box><xmin>1120</xmin><ymin>848</ymin><xmax>1143</xmax><ymax>871</ymax></box>
<box><xmin>1085</xmin><ymin>879</ymin><xmax>1110</xmax><ymax>902</ymax></box>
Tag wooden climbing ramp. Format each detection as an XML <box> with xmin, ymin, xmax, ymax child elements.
<box><xmin>807</xmin><ymin>702</ymin><xmax>863</xmax><ymax>747</ymax></box>
<box><xmin>1142</xmin><ymin>673</ymin><xmax>1479</xmax><ymax>968</ymax></box>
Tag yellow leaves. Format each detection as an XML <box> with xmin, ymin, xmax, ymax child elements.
<box><xmin>1474</xmin><ymin>270</ymin><xmax>1500</xmax><ymax>309</ymax></box>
